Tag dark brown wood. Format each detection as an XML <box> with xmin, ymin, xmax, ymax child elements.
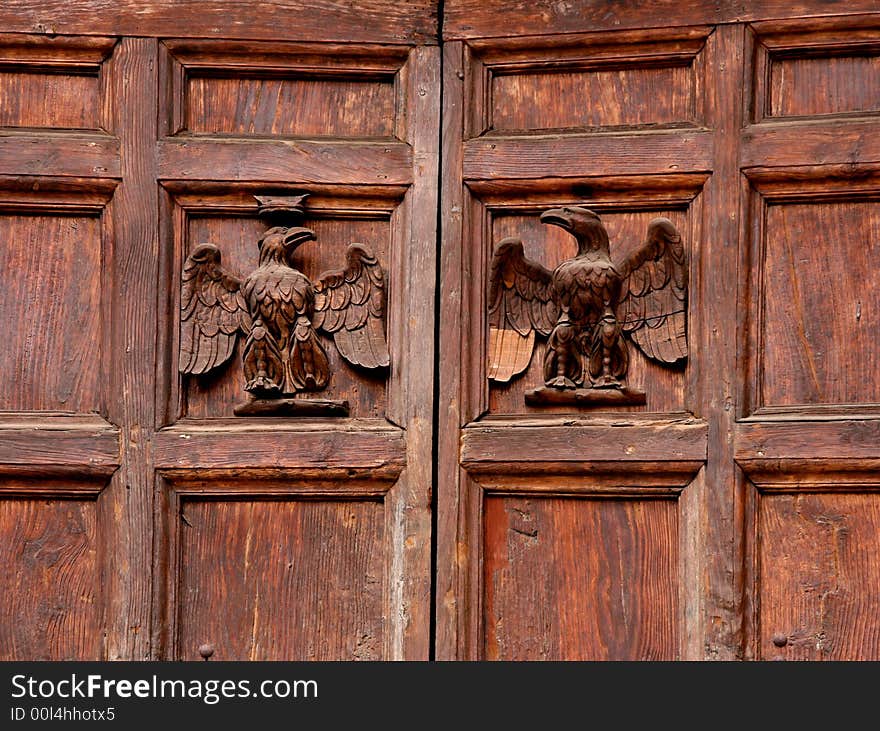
<box><xmin>736</xmin><ymin>420</ymin><xmax>880</xmax><ymax>464</ymax></box>
<box><xmin>0</xmin><ymin>213</ymin><xmax>104</xmax><ymax>412</ymax></box>
<box><xmin>0</xmin><ymin>136</ymin><xmax>120</xmax><ymax>179</ymax></box>
<box><xmin>695</xmin><ymin>24</ymin><xmax>746</xmax><ymax>660</ymax></box>
<box><xmin>161</xmin><ymin>186</ymin><xmax>400</xmax><ymax>422</ymax></box>
<box><xmin>232</xmin><ymin>397</ymin><xmax>350</xmax><ymax>417</ymax></box>
<box><xmin>741</xmin><ymin>122</ymin><xmax>880</xmax><ymax>169</ymax></box>
<box><xmin>153</xmin><ymin>423</ymin><xmax>405</xmax><ymax>471</ymax></box>
<box><xmin>758</xmin><ymin>492</ymin><xmax>880</xmax><ymax>660</ymax></box>
<box><xmin>103</xmin><ymin>37</ymin><xmax>158</xmax><ymax>661</ymax></box>
<box><xmin>158</xmin><ymin>139</ymin><xmax>413</xmax><ymax>186</ymax></box>
<box><xmin>525</xmin><ymin>385</ymin><xmax>646</xmax><ymax>406</ymax></box>
<box><xmin>3</xmin><ymin>0</ymin><xmax>879</xmax><ymax>664</ymax></box>
<box><xmin>0</xmin><ymin>417</ymin><xmax>118</xmax><ymax>477</ymax></box>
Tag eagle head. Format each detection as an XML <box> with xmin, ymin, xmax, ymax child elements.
<box><xmin>540</xmin><ymin>206</ymin><xmax>609</xmax><ymax>255</ymax></box>
<box><xmin>257</xmin><ymin>226</ymin><xmax>315</xmax><ymax>265</ymax></box>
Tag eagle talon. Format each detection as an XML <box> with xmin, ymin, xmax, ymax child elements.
<box><xmin>245</xmin><ymin>377</ymin><xmax>282</xmax><ymax>398</ymax></box>
<box><xmin>591</xmin><ymin>376</ymin><xmax>622</xmax><ymax>389</ymax></box>
<box><xmin>546</xmin><ymin>376</ymin><xmax>577</xmax><ymax>389</ymax></box>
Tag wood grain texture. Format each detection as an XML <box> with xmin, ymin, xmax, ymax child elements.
<box><xmin>693</xmin><ymin>25</ymin><xmax>745</xmax><ymax>659</ymax></box>
<box><xmin>0</xmin><ymin>418</ymin><xmax>118</xmax><ymax>477</ymax></box>
<box><xmin>176</xmin><ymin>499</ymin><xmax>384</xmax><ymax>660</ymax></box>
<box><xmin>185</xmin><ymin>75</ymin><xmax>396</xmax><ymax>139</ymax></box>
<box><xmin>760</xmin><ymin>199</ymin><xmax>880</xmax><ymax>407</ymax></box>
<box><xmin>758</xmin><ymin>492</ymin><xmax>880</xmax><ymax>660</ymax></box>
<box><xmin>444</xmin><ymin>0</ymin><xmax>880</xmax><ymax>40</ymax></box>
<box><xmin>0</xmin><ymin>1</ymin><xmax>437</xmax><ymax>44</ymax></box>
<box><xmin>0</xmin><ymin>69</ymin><xmax>100</xmax><ymax>130</ymax></box>
<box><xmin>736</xmin><ymin>420</ymin><xmax>880</xmax><ymax>464</ymax></box>
<box><xmin>0</xmin><ymin>214</ymin><xmax>103</xmax><ymax>412</ymax></box>
<box><xmin>741</xmin><ymin>122</ymin><xmax>880</xmax><ymax>169</ymax></box>
<box><xmin>463</xmin><ymin>420</ymin><xmax>707</xmax><ymax>466</ymax></box>
<box><xmin>104</xmin><ymin>37</ymin><xmax>157</xmax><ymax>660</ymax></box>
<box><xmin>769</xmin><ymin>53</ymin><xmax>880</xmax><ymax>118</ymax></box>
<box><xmin>0</xmin><ymin>135</ymin><xmax>120</xmax><ymax>179</ymax></box>
<box><xmin>158</xmin><ymin>138</ymin><xmax>412</xmax><ymax>185</ymax></box>
<box><xmin>154</xmin><ymin>424</ymin><xmax>405</xmax><ymax>471</ymax></box>
<box><xmin>483</xmin><ymin>496</ymin><xmax>678</xmax><ymax>659</ymax></box>
<box><xmin>463</xmin><ymin>131</ymin><xmax>713</xmax><ymax>180</ymax></box>
<box><xmin>384</xmin><ymin>44</ymin><xmax>439</xmax><ymax>658</ymax></box>
<box><xmin>490</xmin><ymin>64</ymin><xmax>695</xmax><ymax>133</ymax></box>
<box><xmin>435</xmin><ymin>40</ymin><xmax>469</xmax><ymax>659</ymax></box>
<box><xmin>0</xmin><ymin>498</ymin><xmax>100</xmax><ymax>659</ymax></box>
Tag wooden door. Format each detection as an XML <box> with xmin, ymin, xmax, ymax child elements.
<box><xmin>438</xmin><ymin>1</ymin><xmax>880</xmax><ymax>660</ymax></box>
<box><xmin>0</xmin><ymin>2</ymin><xmax>438</xmax><ymax>660</ymax></box>
<box><xmin>2</xmin><ymin>1</ymin><xmax>880</xmax><ymax>664</ymax></box>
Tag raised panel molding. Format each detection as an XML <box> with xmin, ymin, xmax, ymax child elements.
<box><xmin>0</xmin><ymin>470</ymin><xmax>111</xmax><ymax>660</ymax></box>
<box><xmin>160</xmin><ymin>40</ymin><xmax>410</xmax><ymax>141</ymax></box>
<box><xmin>458</xmin><ymin>461</ymin><xmax>704</xmax><ymax>660</ymax></box>
<box><xmin>153</xmin><ymin>467</ymin><xmax>403</xmax><ymax>660</ymax></box>
<box><xmin>740</xmin><ymin>459</ymin><xmax>880</xmax><ymax>660</ymax></box>
<box><xmin>459</xmin><ymin>174</ymin><xmax>706</xmax><ymax>420</ymax></box>
<box><xmin>750</xmin><ymin>18</ymin><xmax>880</xmax><ymax>123</ymax></box>
<box><xmin>0</xmin><ymin>178</ymin><xmax>117</xmax><ymax>417</ymax></box>
<box><xmin>742</xmin><ymin>168</ymin><xmax>880</xmax><ymax>417</ymax></box>
<box><xmin>0</xmin><ymin>34</ymin><xmax>116</xmax><ymax>132</ymax></box>
<box><xmin>157</xmin><ymin>183</ymin><xmax>405</xmax><ymax>424</ymax></box>
<box><xmin>464</xmin><ymin>27</ymin><xmax>709</xmax><ymax>137</ymax></box>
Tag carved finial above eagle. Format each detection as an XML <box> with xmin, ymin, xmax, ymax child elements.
<box><xmin>488</xmin><ymin>206</ymin><xmax>687</xmax><ymax>406</ymax></box>
<box><xmin>179</xmin><ymin>194</ymin><xmax>389</xmax><ymax>416</ymax></box>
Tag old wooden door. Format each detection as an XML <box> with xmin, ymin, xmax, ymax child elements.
<box><xmin>2</xmin><ymin>1</ymin><xmax>880</xmax><ymax>663</ymax></box>
<box><xmin>0</xmin><ymin>2</ymin><xmax>437</xmax><ymax>660</ymax></box>
<box><xmin>438</xmin><ymin>1</ymin><xmax>880</xmax><ymax>660</ymax></box>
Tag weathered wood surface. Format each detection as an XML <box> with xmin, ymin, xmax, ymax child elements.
<box><xmin>463</xmin><ymin>132</ymin><xmax>713</xmax><ymax>180</ymax></box>
<box><xmin>444</xmin><ymin>1</ymin><xmax>880</xmax><ymax>40</ymax></box>
<box><xmin>102</xmin><ymin>37</ymin><xmax>159</xmax><ymax>661</ymax></box>
<box><xmin>0</xmin><ymin>498</ymin><xmax>101</xmax><ymax>660</ymax></box>
<box><xmin>158</xmin><ymin>139</ymin><xmax>413</xmax><ymax>186</ymax></box>
<box><xmin>759</xmin><ymin>493</ymin><xmax>880</xmax><ymax>660</ymax></box>
<box><xmin>462</xmin><ymin>421</ymin><xmax>707</xmax><ymax>466</ymax></box>
<box><xmin>154</xmin><ymin>424</ymin><xmax>405</xmax><ymax>471</ymax></box>
<box><xmin>483</xmin><ymin>496</ymin><xmax>679</xmax><ymax>659</ymax></box>
<box><xmin>0</xmin><ymin>1</ymin><xmax>437</xmax><ymax>44</ymax></box>
<box><xmin>176</xmin><ymin>499</ymin><xmax>386</xmax><ymax>660</ymax></box>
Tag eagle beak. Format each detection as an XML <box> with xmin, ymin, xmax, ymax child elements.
<box><xmin>540</xmin><ymin>208</ymin><xmax>572</xmax><ymax>232</ymax></box>
<box><xmin>282</xmin><ymin>227</ymin><xmax>316</xmax><ymax>249</ymax></box>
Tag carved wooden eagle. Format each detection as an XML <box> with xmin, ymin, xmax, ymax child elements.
<box><xmin>488</xmin><ymin>206</ymin><xmax>687</xmax><ymax>390</ymax></box>
<box><xmin>179</xmin><ymin>225</ymin><xmax>389</xmax><ymax>397</ymax></box>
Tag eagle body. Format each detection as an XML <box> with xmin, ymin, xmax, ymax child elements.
<box><xmin>239</xmin><ymin>226</ymin><xmax>330</xmax><ymax>395</ymax></box>
<box><xmin>242</xmin><ymin>262</ymin><xmax>314</xmax><ymax>351</ymax></box>
<box><xmin>552</xmin><ymin>251</ymin><xmax>622</xmax><ymax>325</ymax></box>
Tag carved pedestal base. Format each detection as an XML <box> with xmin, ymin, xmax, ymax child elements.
<box><xmin>524</xmin><ymin>385</ymin><xmax>646</xmax><ymax>407</ymax></box>
<box><xmin>233</xmin><ymin>396</ymin><xmax>350</xmax><ymax>417</ymax></box>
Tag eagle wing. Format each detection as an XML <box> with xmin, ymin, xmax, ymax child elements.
<box><xmin>179</xmin><ymin>243</ymin><xmax>251</xmax><ymax>375</ymax></box>
<box><xmin>487</xmin><ymin>237</ymin><xmax>559</xmax><ymax>382</ymax></box>
<box><xmin>312</xmin><ymin>243</ymin><xmax>390</xmax><ymax>369</ymax></box>
<box><xmin>617</xmin><ymin>218</ymin><xmax>688</xmax><ymax>364</ymax></box>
